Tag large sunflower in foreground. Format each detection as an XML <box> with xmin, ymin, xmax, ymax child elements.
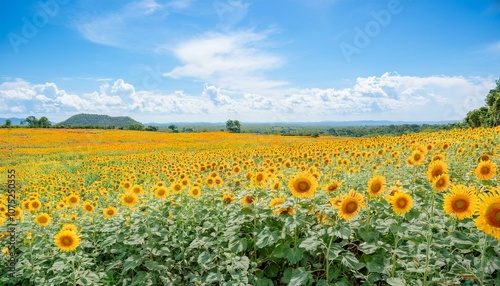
<box><xmin>387</xmin><ymin>192</ymin><xmax>413</xmax><ymax>215</ymax></box>
<box><xmin>288</xmin><ymin>172</ymin><xmax>318</xmax><ymax>198</ymax></box>
<box><xmin>475</xmin><ymin>189</ymin><xmax>500</xmax><ymax>240</ymax></box>
<box><xmin>475</xmin><ymin>160</ymin><xmax>497</xmax><ymax>180</ymax></box>
<box><xmin>366</xmin><ymin>175</ymin><xmax>386</xmax><ymax>197</ymax></box>
<box><xmin>54</xmin><ymin>230</ymin><xmax>81</xmax><ymax>252</ymax></box>
<box><xmin>443</xmin><ymin>185</ymin><xmax>477</xmax><ymax>220</ymax></box>
<box><xmin>338</xmin><ymin>189</ymin><xmax>366</xmax><ymax>220</ymax></box>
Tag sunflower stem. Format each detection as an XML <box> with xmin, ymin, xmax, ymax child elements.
<box><xmin>478</xmin><ymin>232</ymin><xmax>488</xmax><ymax>286</ymax></box>
<box><xmin>391</xmin><ymin>216</ymin><xmax>401</xmax><ymax>278</ymax></box>
<box><xmin>325</xmin><ymin>231</ymin><xmax>336</xmax><ymax>286</ymax></box>
<box><xmin>423</xmin><ymin>191</ymin><xmax>436</xmax><ymax>285</ymax></box>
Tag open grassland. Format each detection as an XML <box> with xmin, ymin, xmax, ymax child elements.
<box><xmin>1</xmin><ymin>128</ymin><xmax>499</xmax><ymax>285</ymax></box>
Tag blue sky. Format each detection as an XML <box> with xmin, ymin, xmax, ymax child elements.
<box><xmin>1</xmin><ymin>0</ymin><xmax>499</xmax><ymax>123</ymax></box>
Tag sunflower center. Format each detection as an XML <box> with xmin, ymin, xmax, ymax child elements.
<box><xmin>38</xmin><ymin>217</ymin><xmax>48</xmax><ymax>223</ymax></box>
<box><xmin>256</xmin><ymin>174</ymin><xmax>264</xmax><ymax>181</ymax></box>
<box><xmin>481</xmin><ymin>166</ymin><xmax>490</xmax><ymax>175</ymax></box>
<box><xmin>345</xmin><ymin>201</ymin><xmax>358</xmax><ymax>214</ymax></box>
<box><xmin>107</xmin><ymin>210</ymin><xmax>114</xmax><ymax>215</ymax></box>
<box><xmin>32</xmin><ymin>202</ymin><xmax>39</xmax><ymax>208</ymax></box>
<box><xmin>86</xmin><ymin>205</ymin><xmax>92</xmax><ymax>211</ymax></box>
<box><xmin>485</xmin><ymin>203</ymin><xmax>500</xmax><ymax>228</ymax></box>
<box><xmin>192</xmin><ymin>189</ymin><xmax>199</xmax><ymax>195</ymax></box>
<box><xmin>70</xmin><ymin>198</ymin><xmax>77</xmax><ymax>203</ymax></box>
<box><xmin>396</xmin><ymin>198</ymin><xmax>407</xmax><ymax>208</ymax></box>
<box><xmin>432</xmin><ymin>169</ymin><xmax>443</xmax><ymax>178</ymax></box>
<box><xmin>124</xmin><ymin>196</ymin><xmax>134</xmax><ymax>203</ymax></box>
<box><xmin>371</xmin><ymin>182</ymin><xmax>382</xmax><ymax>193</ymax></box>
<box><xmin>414</xmin><ymin>154</ymin><xmax>421</xmax><ymax>161</ymax></box>
<box><xmin>62</xmin><ymin>236</ymin><xmax>73</xmax><ymax>246</ymax></box>
<box><xmin>158</xmin><ymin>189</ymin><xmax>165</xmax><ymax>196</ymax></box>
<box><xmin>436</xmin><ymin>178</ymin><xmax>445</xmax><ymax>187</ymax></box>
<box><xmin>453</xmin><ymin>199</ymin><xmax>468</xmax><ymax>211</ymax></box>
<box><xmin>297</xmin><ymin>181</ymin><xmax>310</xmax><ymax>193</ymax></box>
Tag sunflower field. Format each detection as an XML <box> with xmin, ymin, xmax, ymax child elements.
<box><xmin>1</xmin><ymin>127</ymin><xmax>499</xmax><ymax>285</ymax></box>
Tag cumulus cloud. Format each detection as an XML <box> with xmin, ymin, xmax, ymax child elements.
<box><xmin>164</xmin><ymin>30</ymin><xmax>288</xmax><ymax>92</ymax></box>
<box><xmin>0</xmin><ymin>73</ymin><xmax>495</xmax><ymax>122</ymax></box>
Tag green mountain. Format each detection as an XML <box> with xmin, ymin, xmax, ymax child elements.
<box><xmin>57</xmin><ymin>114</ymin><xmax>143</xmax><ymax>128</ymax></box>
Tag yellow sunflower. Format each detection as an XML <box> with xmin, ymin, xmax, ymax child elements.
<box><xmin>121</xmin><ymin>193</ymin><xmax>139</xmax><ymax>208</ymax></box>
<box><xmin>426</xmin><ymin>160</ymin><xmax>448</xmax><ymax>181</ymax></box>
<box><xmin>325</xmin><ymin>180</ymin><xmax>341</xmax><ymax>194</ymax></box>
<box><xmin>103</xmin><ymin>206</ymin><xmax>117</xmax><ymax>219</ymax></box>
<box><xmin>367</xmin><ymin>175</ymin><xmax>386</xmax><ymax>197</ymax></box>
<box><xmin>338</xmin><ymin>189</ymin><xmax>366</xmax><ymax>220</ymax></box>
<box><xmin>61</xmin><ymin>223</ymin><xmax>78</xmax><ymax>232</ymax></box>
<box><xmin>269</xmin><ymin>197</ymin><xmax>285</xmax><ymax>209</ymax></box>
<box><xmin>188</xmin><ymin>187</ymin><xmax>201</xmax><ymax>198</ymax></box>
<box><xmin>82</xmin><ymin>201</ymin><xmax>94</xmax><ymax>213</ymax></box>
<box><xmin>411</xmin><ymin>150</ymin><xmax>425</xmax><ymax>166</ymax></box>
<box><xmin>67</xmin><ymin>195</ymin><xmax>80</xmax><ymax>205</ymax></box>
<box><xmin>155</xmin><ymin>186</ymin><xmax>169</xmax><ymax>199</ymax></box>
<box><xmin>387</xmin><ymin>192</ymin><xmax>413</xmax><ymax>215</ymax></box>
<box><xmin>475</xmin><ymin>160</ymin><xmax>497</xmax><ymax>180</ymax></box>
<box><xmin>288</xmin><ymin>172</ymin><xmax>318</xmax><ymax>198</ymax></box>
<box><xmin>222</xmin><ymin>193</ymin><xmax>235</xmax><ymax>204</ymax></box>
<box><xmin>131</xmin><ymin>185</ymin><xmax>144</xmax><ymax>195</ymax></box>
<box><xmin>443</xmin><ymin>185</ymin><xmax>477</xmax><ymax>220</ymax></box>
<box><xmin>30</xmin><ymin>199</ymin><xmax>42</xmax><ymax>212</ymax></box>
<box><xmin>54</xmin><ymin>230</ymin><xmax>81</xmax><ymax>252</ymax></box>
<box><xmin>252</xmin><ymin>172</ymin><xmax>268</xmax><ymax>187</ymax></box>
<box><xmin>35</xmin><ymin>213</ymin><xmax>52</xmax><ymax>226</ymax></box>
<box><xmin>432</xmin><ymin>173</ymin><xmax>450</xmax><ymax>192</ymax></box>
<box><xmin>241</xmin><ymin>195</ymin><xmax>254</xmax><ymax>206</ymax></box>
<box><xmin>474</xmin><ymin>189</ymin><xmax>500</xmax><ymax>240</ymax></box>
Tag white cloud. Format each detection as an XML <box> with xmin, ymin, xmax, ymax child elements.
<box><xmin>0</xmin><ymin>74</ymin><xmax>495</xmax><ymax>123</ymax></box>
<box><xmin>77</xmin><ymin>0</ymin><xmax>191</xmax><ymax>49</ymax></box>
<box><xmin>164</xmin><ymin>30</ymin><xmax>288</xmax><ymax>93</ymax></box>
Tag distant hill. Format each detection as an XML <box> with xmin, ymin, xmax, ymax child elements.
<box><xmin>57</xmin><ymin>114</ymin><xmax>143</xmax><ymax>128</ymax></box>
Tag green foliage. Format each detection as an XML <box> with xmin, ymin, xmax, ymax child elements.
<box><xmin>226</xmin><ymin>119</ymin><xmax>241</xmax><ymax>133</ymax></box>
<box><xmin>464</xmin><ymin>78</ymin><xmax>500</xmax><ymax>127</ymax></box>
<box><xmin>21</xmin><ymin>116</ymin><xmax>52</xmax><ymax>128</ymax></box>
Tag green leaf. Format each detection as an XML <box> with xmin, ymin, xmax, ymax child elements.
<box><xmin>386</xmin><ymin>277</ymin><xmax>406</xmax><ymax>286</ymax></box>
<box><xmin>48</xmin><ymin>260</ymin><xmax>67</xmax><ymax>273</ymax></box>
<box><xmin>123</xmin><ymin>255</ymin><xmax>144</xmax><ymax>272</ymax></box>
<box><xmin>130</xmin><ymin>271</ymin><xmax>147</xmax><ymax>286</ymax></box>
<box><xmin>255</xmin><ymin>227</ymin><xmax>278</xmax><ymax>248</ymax></box>
<box><xmin>280</xmin><ymin>268</ymin><xmax>293</xmax><ymax>284</ymax></box>
<box><xmin>362</xmin><ymin>253</ymin><xmax>387</xmax><ymax>273</ymax></box>
<box><xmin>285</xmin><ymin>247</ymin><xmax>304</xmax><ymax>264</ymax></box>
<box><xmin>341</xmin><ymin>253</ymin><xmax>364</xmax><ymax>270</ymax></box>
<box><xmin>197</xmin><ymin>251</ymin><xmax>215</xmax><ymax>265</ymax></box>
<box><xmin>229</xmin><ymin>238</ymin><xmax>248</xmax><ymax>253</ymax></box>
<box><xmin>289</xmin><ymin>267</ymin><xmax>312</xmax><ymax>286</ymax></box>
<box><xmin>264</xmin><ymin>264</ymin><xmax>279</xmax><ymax>278</ymax></box>
<box><xmin>232</xmin><ymin>256</ymin><xmax>250</xmax><ymax>271</ymax></box>
<box><xmin>299</xmin><ymin>236</ymin><xmax>321</xmax><ymax>252</ymax></box>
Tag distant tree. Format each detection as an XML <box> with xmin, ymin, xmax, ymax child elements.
<box><xmin>3</xmin><ymin>119</ymin><xmax>12</xmax><ymax>128</ymax></box>
<box><xmin>464</xmin><ymin>78</ymin><xmax>500</xmax><ymax>127</ymax></box>
<box><xmin>128</xmin><ymin>123</ymin><xmax>145</xmax><ymax>130</ymax></box>
<box><xmin>145</xmin><ymin>125</ymin><xmax>158</xmax><ymax>131</ymax></box>
<box><xmin>21</xmin><ymin>116</ymin><xmax>51</xmax><ymax>128</ymax></box>
<box><xmin>226</xmin><ymin>119</ymin><xmax>241</xmax><ymax>133</ymax></box>
<box><xmin>38</xmin><ymin>116</ymin><xmax>51</xmax><ymax>128</ymax></box>
<box><xmin>168</xmin><ymin>125</ymin><xmax>178</xmax><ymax>132</ymax></box>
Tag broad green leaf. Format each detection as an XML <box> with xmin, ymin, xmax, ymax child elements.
<box><xmin>123</xmin><ymin>255</ymin><xmax>144</xmax><ymax>272</ymax></box>
<box><xmin>341</xmin><ymin>253</ymin><xmax>364</xmax><ymax>270</ymax></box>
<box><xmin>255</xmin><ymin>227</ymin><xmax>278</xmax><ymax>248</ymax></box>
<box><xmin>285</xmin><ymin>247</ymin><xmax>304</xmax><ymax>264</ymax></box>
<box><xmin>299</xmin><ymin>236</ymin><xmax>321</xmax><ymax>252</ymax></box>
<box><xmin>386</xmin><ymin>277</ymin><xmax>406</xmax><ymax>286</ymax></box>
<box><xmin>289</xmin><ymin>267</ymin><xmax>312</xmax><ymax>286</ymax></box>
